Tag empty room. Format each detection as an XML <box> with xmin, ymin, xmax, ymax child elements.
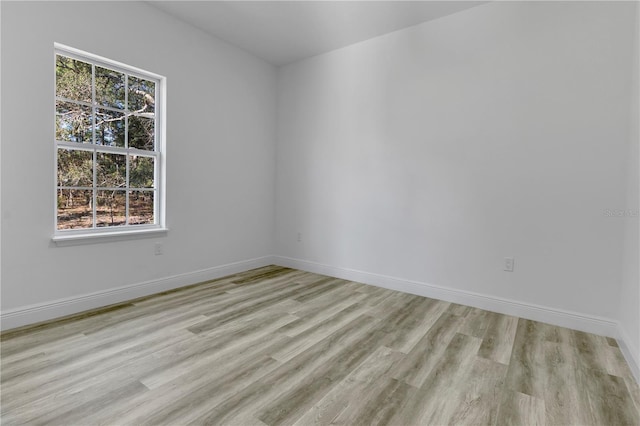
<box><xmin>1</xmin><ymin>0</ymin><xmax>639</xmax><ymax>424</ymax></box>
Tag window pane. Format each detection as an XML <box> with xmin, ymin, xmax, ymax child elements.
<box><xmin>97</xmin><ymin>190</ymin><xmax>126</xmax><ymax>227</ymax></box>
<box><xmin>128</xmin><ymin>76</ymin><xmax>155</xmax><ymax>114</ymax></box>
<box><xmin>56</xmin><ymin>55</ymin><xmax>92</xmax><ymax>103</ymax></box>
<box><xmin>95</xmin><ymin>66</ymin><xmax>125</xmax><ymax>109</ymax></box>
<box><xmin>129</xmin><ymin>155</ymin><xmax>154</xmax><ymax>188</ymax></box>
<box><xmin>128</xmin><ymin>116</ymin><xmax>154</xmax><ymax>150</ymax></box>
<box><xmin>55</xmin><ymin>48</ymin><xmax>163</xmax><ymax>235</ymax></box>
<box><xmin>57</xmin><ymin>148</ymin><xmax>93</xmax><ymax>187</ymax></box>
<box><xmin>57</xmin><ymin>189</ymin><xmax>93</xmax><ymax>229</ymax></box>
<box><xmin>56</xmin><ymin>101</ymin><xmax>92</xmax><ymax>143</ymax></box>
<box><xmin>129</xmin><ymin>191</ymin><xmax>154</xmax><ymax>225</ymax></box>
<box><xmin>95</xmin><ymin>109</ymin><xmax>125</xmax><ymax>147</ymax></box>
<box><xmin>96</xmin><ymin>152</ymin><xmax>126</xmax><ymax>188</ymax></box>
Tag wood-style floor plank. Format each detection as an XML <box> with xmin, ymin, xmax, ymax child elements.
<box><xmin>1</xmin><ymin>266</ymin><xmax>638</xmax><ymax>425</ymax></box>
<box><xmin>477</xmin><ymin>312</ymin><xmax>518</xmax><ymax>365</ymax></box>
<box><xmin>541</xmin><ymin>341</ymin><xmax>589</xmax><ymax>425</ymax></box>
<box><xmin>496</xmin><ymin>390</ymin><xmax>545</xmax><ymax>426</ymax></box>
<box><xmin>291</xmin><ymin>346</ymin><xmax>404</xmax><ymax>426</ymax></box>
<box><xmin>446</xmin><ymin>356</ymin><xmax>508</xmax><ymax>425</ymax></box>
<box><xmin>390</xmin><ymin>333</ymin><xmax>484</xmax><ymax>425</ymax></box>
<box><xmin>504</xmin><ymin>319</ymin><xmax>548</xmax><ymax>398</ymax></box>
<box><xmin>330</xmin><ymin>377</ymin><xmax>414</xmax><ymax>426</ymax></box>
<box><xmin>391</xmin><ymin>311</ymin><xmax>462</xmax><ymax>387</ymax></box>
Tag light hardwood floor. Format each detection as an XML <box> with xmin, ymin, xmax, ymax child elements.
<box><xmin>1</xmin><ymin>266</ymin><xmax>639</xmax><ymax>425</ymax></box>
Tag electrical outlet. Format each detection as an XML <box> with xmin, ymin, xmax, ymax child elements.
<box><xmin>154</xmin><ymin>242</ymin><xmax>163</xmax><ymax>256</ymax></box>
<box><xmin>297</xmin><ymin>232</ymin><xmax>302</xmax><ymax>242</ymax></box>
<box><xmin>504</xmin><ymin>257</ymin><xmax>514</xmax><ymax>272</ymax></box>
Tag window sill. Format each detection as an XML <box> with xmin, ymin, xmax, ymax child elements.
<box><xmin>52</xmin><ymin>227</ymin><xmax>168</xmax><ymax>247</ymax></box>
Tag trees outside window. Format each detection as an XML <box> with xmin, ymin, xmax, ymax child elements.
<box><xmin>54</xmin><ymin>45</ymin><xmax>164</xmax><ymax>234</ymax></box>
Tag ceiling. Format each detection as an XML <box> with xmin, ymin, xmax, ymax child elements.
<box><xmin>149</xmin><ymin>1</ymin><xmax>485</xmax><ymax>66</ymax></box>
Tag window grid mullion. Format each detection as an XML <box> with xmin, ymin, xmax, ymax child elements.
<box><xmin>56</xmin><ymin>140</ymin><xmax>158</xmax><ymax>158</ymax></box>
<box><xmin>125</xmin><ymin>73</ymin><xmax>129</xmax><ymax>148</ymax></box>
<box><xmin>125</xmin><ymin>73</ymin><xmax>130</xmax><ymax>225</ymax></box>
<box><xmin>58</xmin><ymin>186</ymin><xmax>152</xmax><ymax>191</ymax></box>
<box><xmin>54</xmin><ymin>96</ymin><xmax>130</xmax><ymax>115</ymax></box>
<box><xmin>91</xmin><ymin>64</ymin><xmax>97</xmax><ymax>229</ymax></box>
<box><xmin>126</xmin><ymin>155</ymin><xmax>130</xmax><ymax>225</ymax></box>
<box><xmin>55</xmin><ymin>96</ymin><xmax>93</xmax><ymax>108</ymax></box>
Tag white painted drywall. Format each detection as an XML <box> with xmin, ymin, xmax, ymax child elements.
<box><xmin>0</xmin><ymin>2</ymin><xmax>277</xmax><ymax>311</ymax></box>
<box><xmin>275</xmin><ymin>1</ymin><xmax>635</xmax><ymax>321</ymax></box>
<box><xmin>619</xmin><ymin>1</ymin><xmax>640</xmax><ymax>370</ymax></box>
<box><xmin>2</xmin><ymin>0</ymin><xmax>637</xmax><ymax>357</ymax></box>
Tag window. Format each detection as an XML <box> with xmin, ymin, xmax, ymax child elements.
<box><xmin>54</xmin><ymin>44</ymin><xmax>165</xmax><ymax>241</ymax></box>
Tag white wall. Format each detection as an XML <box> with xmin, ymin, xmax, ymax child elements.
<box><xmin>276</xmin><ymin>2</ymin><xmax>635</xmax><ymax>325</ymax></box>
<box><xmin>619</xmin><ymin>1</ymin><xmax>640</xmax><ymax>376</ymax></box>
<box><xmin>0</xmin><ymin>2</ymin><xmax>277</xmax><ymax>319</ymax></box>
<box><xmin>1</xmin><ymin>0</ymin><xmax>637</xmax><ymax>362</ymax></box>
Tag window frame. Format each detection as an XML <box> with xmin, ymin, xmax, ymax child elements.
<box><xmin>52</xmin><ymin>43</ymin><xmax>167</xmax><ymax>244</ymax></box>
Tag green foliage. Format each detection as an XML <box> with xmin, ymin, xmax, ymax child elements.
<box><xmin>96</xmin><ymin>66</ymin><xmax>125</xmax><ymax>109</ymax></box>
<box><xmin>56</xmin><ymin>56</ymin><xmax>92</xmax><ymax>102</ymax></box>
<box><xmin>130</xmin><ymin>156</ymin><xmax>154</xmax><ymax>188</ymax></box>
<box><xmin>97</xmin><ymin>153</ymin><xmax>126</xmax><ymax>188</ymax></box>
<box><xmin>56</xmin><ymin>101</ymin><xmax>92</xmax><ymax>143</ymax></box>
<box><xmin>55</xmin><ymin>53</ymin><xmax>157</xmax><ymax>229</ymax></box>
<box><xmin>57</xmin><ymin>149</ymin><xmax>92</xmax><ymax>186</ymax></box>
<box><xmin>129</xmin><ymin>116</ymin><xmax>154</xmax><ymax>150</ymax></box>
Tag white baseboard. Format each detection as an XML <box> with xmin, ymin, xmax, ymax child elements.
<box><xmin>273</xmin><ymin>256</ymin><xmax>620</xmax><ymax>338</ymax></box>
<box><xmin>618</xmin><ymin>325</ymin><xmax>640</xmax><ymax>385</ymax></box>
<box><xmin>0</xmin><ymin>256</ymin><xmax>276</xmax><ymax>331</ymax></box>
<box><xmin>276</xmin><ymin>256</ymin><xmax>640</xmax><ymax>378</ymax></box>
<box><xmin>4</xmin><ymin>253</ymin><xmax>637</xmax><ymax>383</ymax></box>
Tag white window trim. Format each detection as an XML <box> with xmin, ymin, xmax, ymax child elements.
<box><xmin>52</xmin><ymin>43</ymin><xmax>167</xmax><ymax>245</ymax></box>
